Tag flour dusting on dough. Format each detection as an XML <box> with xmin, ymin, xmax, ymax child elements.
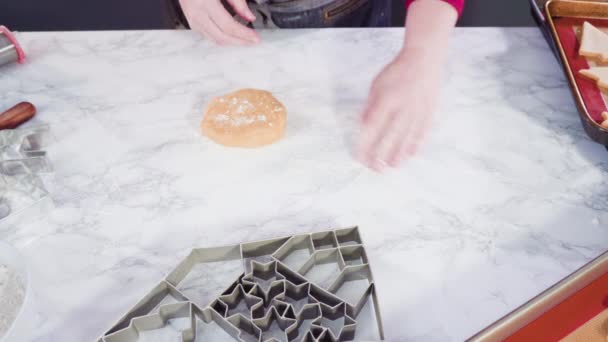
<box><xmin>211</xmin><ymin>96</ymin><xmax>272</xmax><ymax>128</ymax></box>
<box><xmin>213</xmin><ymin>113</ymin><xmax>268</xmax><ymax>127</ymax></box>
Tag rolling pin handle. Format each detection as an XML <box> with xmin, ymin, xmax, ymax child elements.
<box><xmin>0</xmin><ymin>102</ymin><xmax>37</xmax><ymax>130</ymax></box>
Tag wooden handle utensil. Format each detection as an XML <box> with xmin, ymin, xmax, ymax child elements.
<box><xmin>0</xmin><ymin>102</ymin><xmax>36</xmax><ymax>130</ymax></box>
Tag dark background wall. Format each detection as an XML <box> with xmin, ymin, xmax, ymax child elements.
<box><xmin>1</xmin><ymin>0</ymin><xmax>537</xmax><ymax>31</ymax></box>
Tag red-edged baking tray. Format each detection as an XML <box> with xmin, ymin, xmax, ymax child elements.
<box><xmin>544</xmin><ymin>0</ymin><xmax>608</xmax><ymax>148</ymax></box>
<box><xmin>467</xmin><ymin>251</ymin><xmax>608</xmax><ymax>341</ymax></box>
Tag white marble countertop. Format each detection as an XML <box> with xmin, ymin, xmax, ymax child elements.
<box><xmin>0</xmin><ymin>28</ymin><xmax>607</xmax><ymax>341</ymax></box>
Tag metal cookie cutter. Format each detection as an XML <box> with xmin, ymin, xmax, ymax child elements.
<box><xmin>0</xmin><ymin>25</ymin><xmax>25</xmax><ymax>67</ymax></box>
<box><xmin>0</xmin><ymin>173</ymin><xmax>50</xmax><ymax>221</ymax></box>
<box><xmin>100</xmin><ymin>227</ymin><xmax>385</xmax><ymax>342</ymax></box>
<box><xmin>0</xmin><ymin>126</ymin><xmax>52</xmax><ymax>222</ymax></box>
<box><xmin>0</xmin><ymin>125</ymin><xmax>52</xmax><ymax>175</ymax></box>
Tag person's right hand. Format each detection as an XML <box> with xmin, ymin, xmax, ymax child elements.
<box><xmin>179</xmin><ymin>0</ymin><xmax>260</xmax><ymax>45</ymax></box>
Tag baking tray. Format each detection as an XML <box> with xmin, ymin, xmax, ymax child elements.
<box><xmin>99</xmin><ymin>227</ymin><xmax>385</xmax><ymax>341</ymax></box>
<box><xmin>467</xmin><ymin>250</ymin><xmax>608</xmax><ymax>341</ymax></box>
<box><xmin>543</xmin><ymin>0</ymin><xmax>608</xmax><ymax>148</ymax></box>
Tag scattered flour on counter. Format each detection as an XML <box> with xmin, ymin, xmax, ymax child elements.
<box><xmin>0</xmin><ymin>264</ymin><xmax>25</xmax><ymax>339</ymax></box>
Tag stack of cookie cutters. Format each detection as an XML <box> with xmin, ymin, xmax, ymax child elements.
<box><xmin>0</xmin><ymin>25</ymin><xmax>26</xmax><ymax>68</ymax></box>
<box><xmin>100</xmin><ymin>227</ymin><xmax>385</xmax><ymax>341</ymax></box>
<box><xmin>0</xmin><ymin>125</ymin><xmax>52</xmax><ymax>223</ymax></box>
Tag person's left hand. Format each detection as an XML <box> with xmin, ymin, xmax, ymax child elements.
<box><xmin>356</xmin><ymin>50</ymin><xmax>439</xmax><ymax>171</ymax></box>
<box><xmin>179</xmin><ymin>0</ymin><xmax>259</xmax><ymax>46</ymax></box>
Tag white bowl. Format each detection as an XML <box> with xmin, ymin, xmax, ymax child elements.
<box><xmin>0</xmin><ymin>241</ymin><xmax>30</xmax><ymax>342</ymax></box>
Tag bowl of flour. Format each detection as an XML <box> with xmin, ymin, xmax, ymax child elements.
<box><xmin>0</xmin><ymin>241</ymin><xmax>28</xmax><ymax>342</ymax></box>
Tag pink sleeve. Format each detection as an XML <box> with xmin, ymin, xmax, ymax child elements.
<box><xmin>405</xmin><ymin>0</ymin><xmax>465</xmax><ymax>17</ymax></box>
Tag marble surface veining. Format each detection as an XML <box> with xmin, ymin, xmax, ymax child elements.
<box><xmin>0</xmin><ymin>28</ymin><xmax>607</xmax><ymax>341</ymax></box>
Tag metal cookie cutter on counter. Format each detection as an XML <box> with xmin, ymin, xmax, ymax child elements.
<box><xmin>100</xmin><ymin>227</ymin><xmax>385</xmax><ymax>342</ymax></box>
<box><xmin>0</xmin><ymin>126</ymin><xmax>52</xmax><ymax>223</ymax></box>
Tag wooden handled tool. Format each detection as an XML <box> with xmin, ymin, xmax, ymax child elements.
<box><xmin>0</xmin><ymin>102</ymin><xmax>36</xmax><ymax>130</ymax></box>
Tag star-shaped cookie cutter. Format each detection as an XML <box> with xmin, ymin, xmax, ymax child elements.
<box><xmin>100</xmin><ymin>227</ymin><xmax>386</xmax><ymax>342</ymax></box>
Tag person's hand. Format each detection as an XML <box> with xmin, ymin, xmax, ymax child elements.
<box><xmin>179</xmin><ymin>0</ymin><xmax>260</xmax><ymax>45</ymax></box>
<box><xmin>356</xmin><ymin>50</ymin><xmax>440</xmax><ymax>171</ymax></box>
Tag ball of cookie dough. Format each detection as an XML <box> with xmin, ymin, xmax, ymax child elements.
<box><xmin>201</xmin><ymin>89</ymin><xmax>287</xmax><ymax>148</ymax></box>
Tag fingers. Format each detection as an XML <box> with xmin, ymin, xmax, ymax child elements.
<box><xmin>359</xmin><ymin>98</ymin><xmax>376</xmax><ymax>125</ymax></box>
<box><xmin>209</xmin><ymin>1</ymin><xmax>259</xmax><ymax>44</ymax></box>
<box><xmin>226</xmin><ymin>0</ymin><xmax>256</xmax><ymax>21</ymax></box>
<box><xmin>186</xmin><ymin>11</ymin><xmax>219</xmax><ymax>44</ymax></box>
<box><xmin>181</xmin><ymin>0</ymin><xmax>259</xmax><ymax>45</ymax></box>
<box><xmin>373</xmin><ymin>110</ymin><xmax>412</xmax><ymax>170</ymax></box>
<box><xmin>356</xmin><ymin>96</ymin><xmax>394</xmax><ymax>168</ymax></box>
<box><xmin>194</xmin><ymin>13</ymin><xmax>247</xmax><ymax>46</ymax></box>
<box><xmin>357</xmin><ymin>97</ymin><xmax>431</xmax><ymax>171</ymax></box>
<box><xmin>388</xmin><ymin>116</ymin><xmax>430</xmax><ymax>167</ymax></box>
